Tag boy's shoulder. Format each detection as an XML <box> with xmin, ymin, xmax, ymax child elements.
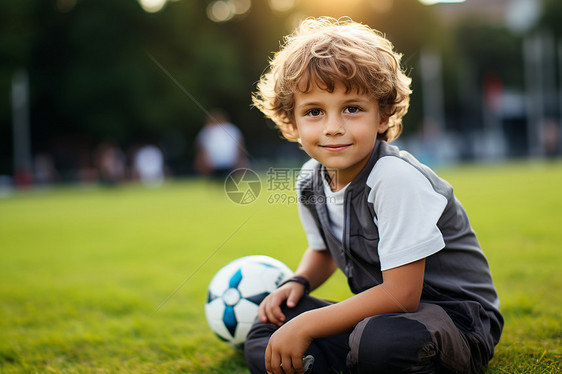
<box><xmin>299</xmin><ymin>158</ymin><xmax>321</xmax><ymax>174</ymax></box>
<box><xmin>367</xmin><ymin>143</ymin><xmax>456</xmax><ymax>205</ymax></box>
<box><xmin>295</xmin><ymin>158</ymin><xmax>321</xmax><ymax>192</ymax></box>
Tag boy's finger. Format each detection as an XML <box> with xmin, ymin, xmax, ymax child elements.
<box><xmin>281</xmin><ymin>354</ymin><xmax>294</xmax><ymax>374</ymax></box>
<box><xmin>264</xmin><ymin>344</ymin><xmax>272</xmax><ymax>373</ymax></box>
<box><xmin>270</xmin><ymin>352</ymin><xmax>282</xmax><ymax>374</ymax></box>
<box><xmin>266</xmin><ymin>305</ymin><xmax>285</xmax><ymax>326</ymax></box>
<box><xmin>258</xmin><ymin>297</ymin><xmax>274</xmax><ymax>323</ymax></box>
<box><xmin>273</xmin><ymin>305</ymin><xmax>286</xmax><ymax>324</ymax></box>
<box><xmin>264</xmin><ymin>304</ymin><xmax>279</xmax><ymax>325</ymax></box>
<box><xmin>286</xmin><ymin>288</ymin><xmax>303</xmax><ymax>308</ymax></box>
<box><xmin>258</xmin><ymin>303</ymin><xmax>268</xmax><ymax>323</ymax></box>
<box><xmin>291</xmin><ymin>355</ymin><xmax>304</xmax><ymax>374</ymax></box>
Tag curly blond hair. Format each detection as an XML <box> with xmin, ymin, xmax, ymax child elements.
<box><xmin>253</xmin><ymin>17</ymin><xmax>412</xmax><ymax>143</ymax></box>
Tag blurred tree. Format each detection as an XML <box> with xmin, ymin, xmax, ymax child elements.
<box><xmin>3</xmin><ymin>0</ymin><xmax>506</xmax><ymax>178</ymax></box>
<box><xmin>58</xmin><ymin>0</ymin><xmax>254</xmax><ymax>173</ymax></box>
<box><xmin>539</xmin><ymin>0</ymin><xmax>562</xmax><ymax>37</ymax></box>
<box><xmin>0</xmin><ymin>0</ymin><xmax>288</xmax><ymax>177</ymax></box>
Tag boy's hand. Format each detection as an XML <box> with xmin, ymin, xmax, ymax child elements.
<box><xmin>264</xmin><ymin>315</ymin><xmax>313</xmax><ymax>374</ymax></box>
<box><xmin>258</xmin><ymin>282</ymin><xmax>305</xmax><ymax>326</ymax></box>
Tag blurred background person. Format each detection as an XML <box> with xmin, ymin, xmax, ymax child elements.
<box><xmin>133</xmin><ymin>144</ymin><xmax>165</xmax><ymax>188</ymax></box>
<box><xmin>542</xmin><ymin>119</ymin><xmax>560</xmax><ymax>158</ymax></box>
<box><xmin>194</xmin><ymin>109</ymin><xmax>248</xmax><ymax>179</ymax></box>
<box><xmin>95</xmin><ymin>142</ymin><xmax>125</xmax><ymax>186</ymax></box>
<box><xmin>33</xmin><ymin>153</ymin><xmax>59</xmax><ymax>186</ymax></box>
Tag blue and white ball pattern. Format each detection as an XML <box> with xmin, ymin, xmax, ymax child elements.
<box><xmin>205</xmin><ymin>255</ymin><xmax>293</xmax><ymax>347</ymax></box>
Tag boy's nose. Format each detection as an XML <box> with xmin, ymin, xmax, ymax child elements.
<box><xmin>324</xmin><ymin>115</ymin><xmax>345</xmax><ymax>136</ymax></box>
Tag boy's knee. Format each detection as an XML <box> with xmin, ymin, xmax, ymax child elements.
<box><xmin>244</xmin><ymin>319</ymin><xmax>277</xmax><ymax>373</ymax></box>
<box><xmin>244</xmin><ymin>297</ymin><xmax>333</xmax><ymax>373</ymax></box>
<box><xmin>282</xmin><ymin>295</ymin><xmax>332</xmax><ymax>320</ymax></box>
<box><xmin>347</xmin><ymin>314</ymin><xmax>437</xmax><ymax>373</ymax></box>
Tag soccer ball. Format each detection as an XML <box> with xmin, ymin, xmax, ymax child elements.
<box><xmin>205</xmin><ymin>255</ymin><xmax>293</xmax><ymax>347</ymax></box>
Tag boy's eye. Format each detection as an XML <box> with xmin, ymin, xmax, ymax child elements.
<box><xmin>305</xmin><ymin>108</ymin><xmax>322</xmax><ymax>117</ymax></box>
<box><xmin>345</xmin><ymin>106</ymin><xmax>362</xmax><ymax>114</ymax></box>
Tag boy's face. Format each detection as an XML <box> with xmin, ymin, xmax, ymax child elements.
<box><xmin>293</xmin><ymin>81</ymin><xmax>388</xmax><ymax>189</ymax></box>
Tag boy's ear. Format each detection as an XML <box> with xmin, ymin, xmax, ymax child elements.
<box><xmin>377</xmin><ymin>115</ymin><xmax>390</xmax><ymax>134</ymax></box>
<box><xmin>285</xmin><ymin>123</ymin><xmax>300</xmax><ymax>140</ymax></box>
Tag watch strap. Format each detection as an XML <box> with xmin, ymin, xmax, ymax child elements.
<box><xmin>278</xmin><ymin>275</ymin><xmax>310</xmax><ymax>295</ymax></box>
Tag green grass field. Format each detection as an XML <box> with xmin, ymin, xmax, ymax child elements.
<box><xmin>1</xmin><ymin>161</ymin><xmax>561</xmax><ymax>373</ymax></box>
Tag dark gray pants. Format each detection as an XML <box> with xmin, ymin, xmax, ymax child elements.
<box><xmin>244</xmin><ymin>296</ymin><xmax>496</xmax><ymax>373</ymax></box>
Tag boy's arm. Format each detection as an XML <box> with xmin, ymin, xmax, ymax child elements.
<box><xmin>294</xmin><ymin>247</ymin><xmax>338</xmax><ymax>292</ymax></box>
<box><xmin>258</xmin><ymin>248</ymin><xmax>336</xmax><ymax>326</ymax></box>
<box><xmin>264</xmin><ymin>258</ymin><xmax>425</xmax><ymax>374</ymax></box>
<box><xmin>302</xmin><ymin>258</ymin><xmax>425</xmax><ymax>337</ymax></box>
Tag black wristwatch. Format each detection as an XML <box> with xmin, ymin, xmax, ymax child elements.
<box><xmin>278</xmin><ymin>275</ymin><xmax>310</xmax><ymax>295</ymax></box>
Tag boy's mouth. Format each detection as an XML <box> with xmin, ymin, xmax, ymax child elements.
<box><xmin>320</xmin><ymin>144</ymin><xmax>351</xmax><ymax>151</ymax></box>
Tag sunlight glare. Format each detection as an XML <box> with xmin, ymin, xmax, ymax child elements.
<box><xmin>268</xmin><ymin>0</ymin><xmax>296</xmax><ymax>13</ymax></box>
<box><xmin>208</xmin><ymin>0</ymin><xmax>234</xmax><ymax>22</ymax></box>
<box><xmin>138</xmin><ymin>0</ymin><xmax>167</xmax><ymax>13</ymax></box>
<box><xmin>297</xmin><ymin>0</ymin><xmax>368</xmax><ymax>18</ymax></box>
<box><xmin>418</xmin><ymin>0</ymin><xmax>465</xmax><ymax>5</ymax></box>
<box><xmin>369</xmin><ymin>0</ymin><xmax>393</xmax><ymax>13</ymax></box>
<box><xmin>231</xmin><ymin>0</ymin><xmax>252</xmax><ymax>15</ymax></box>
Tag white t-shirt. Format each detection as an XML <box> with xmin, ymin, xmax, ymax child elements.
<box><xmin>297</xmin><ymin>157</ymin><xmax>447</xmax><ymax>271</ymax></box>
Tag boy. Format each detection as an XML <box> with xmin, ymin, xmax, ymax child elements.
<box><xmin>245</xmin><ymin>17</ymin><xmax>503</xmax><ymax>374</ymax></box>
